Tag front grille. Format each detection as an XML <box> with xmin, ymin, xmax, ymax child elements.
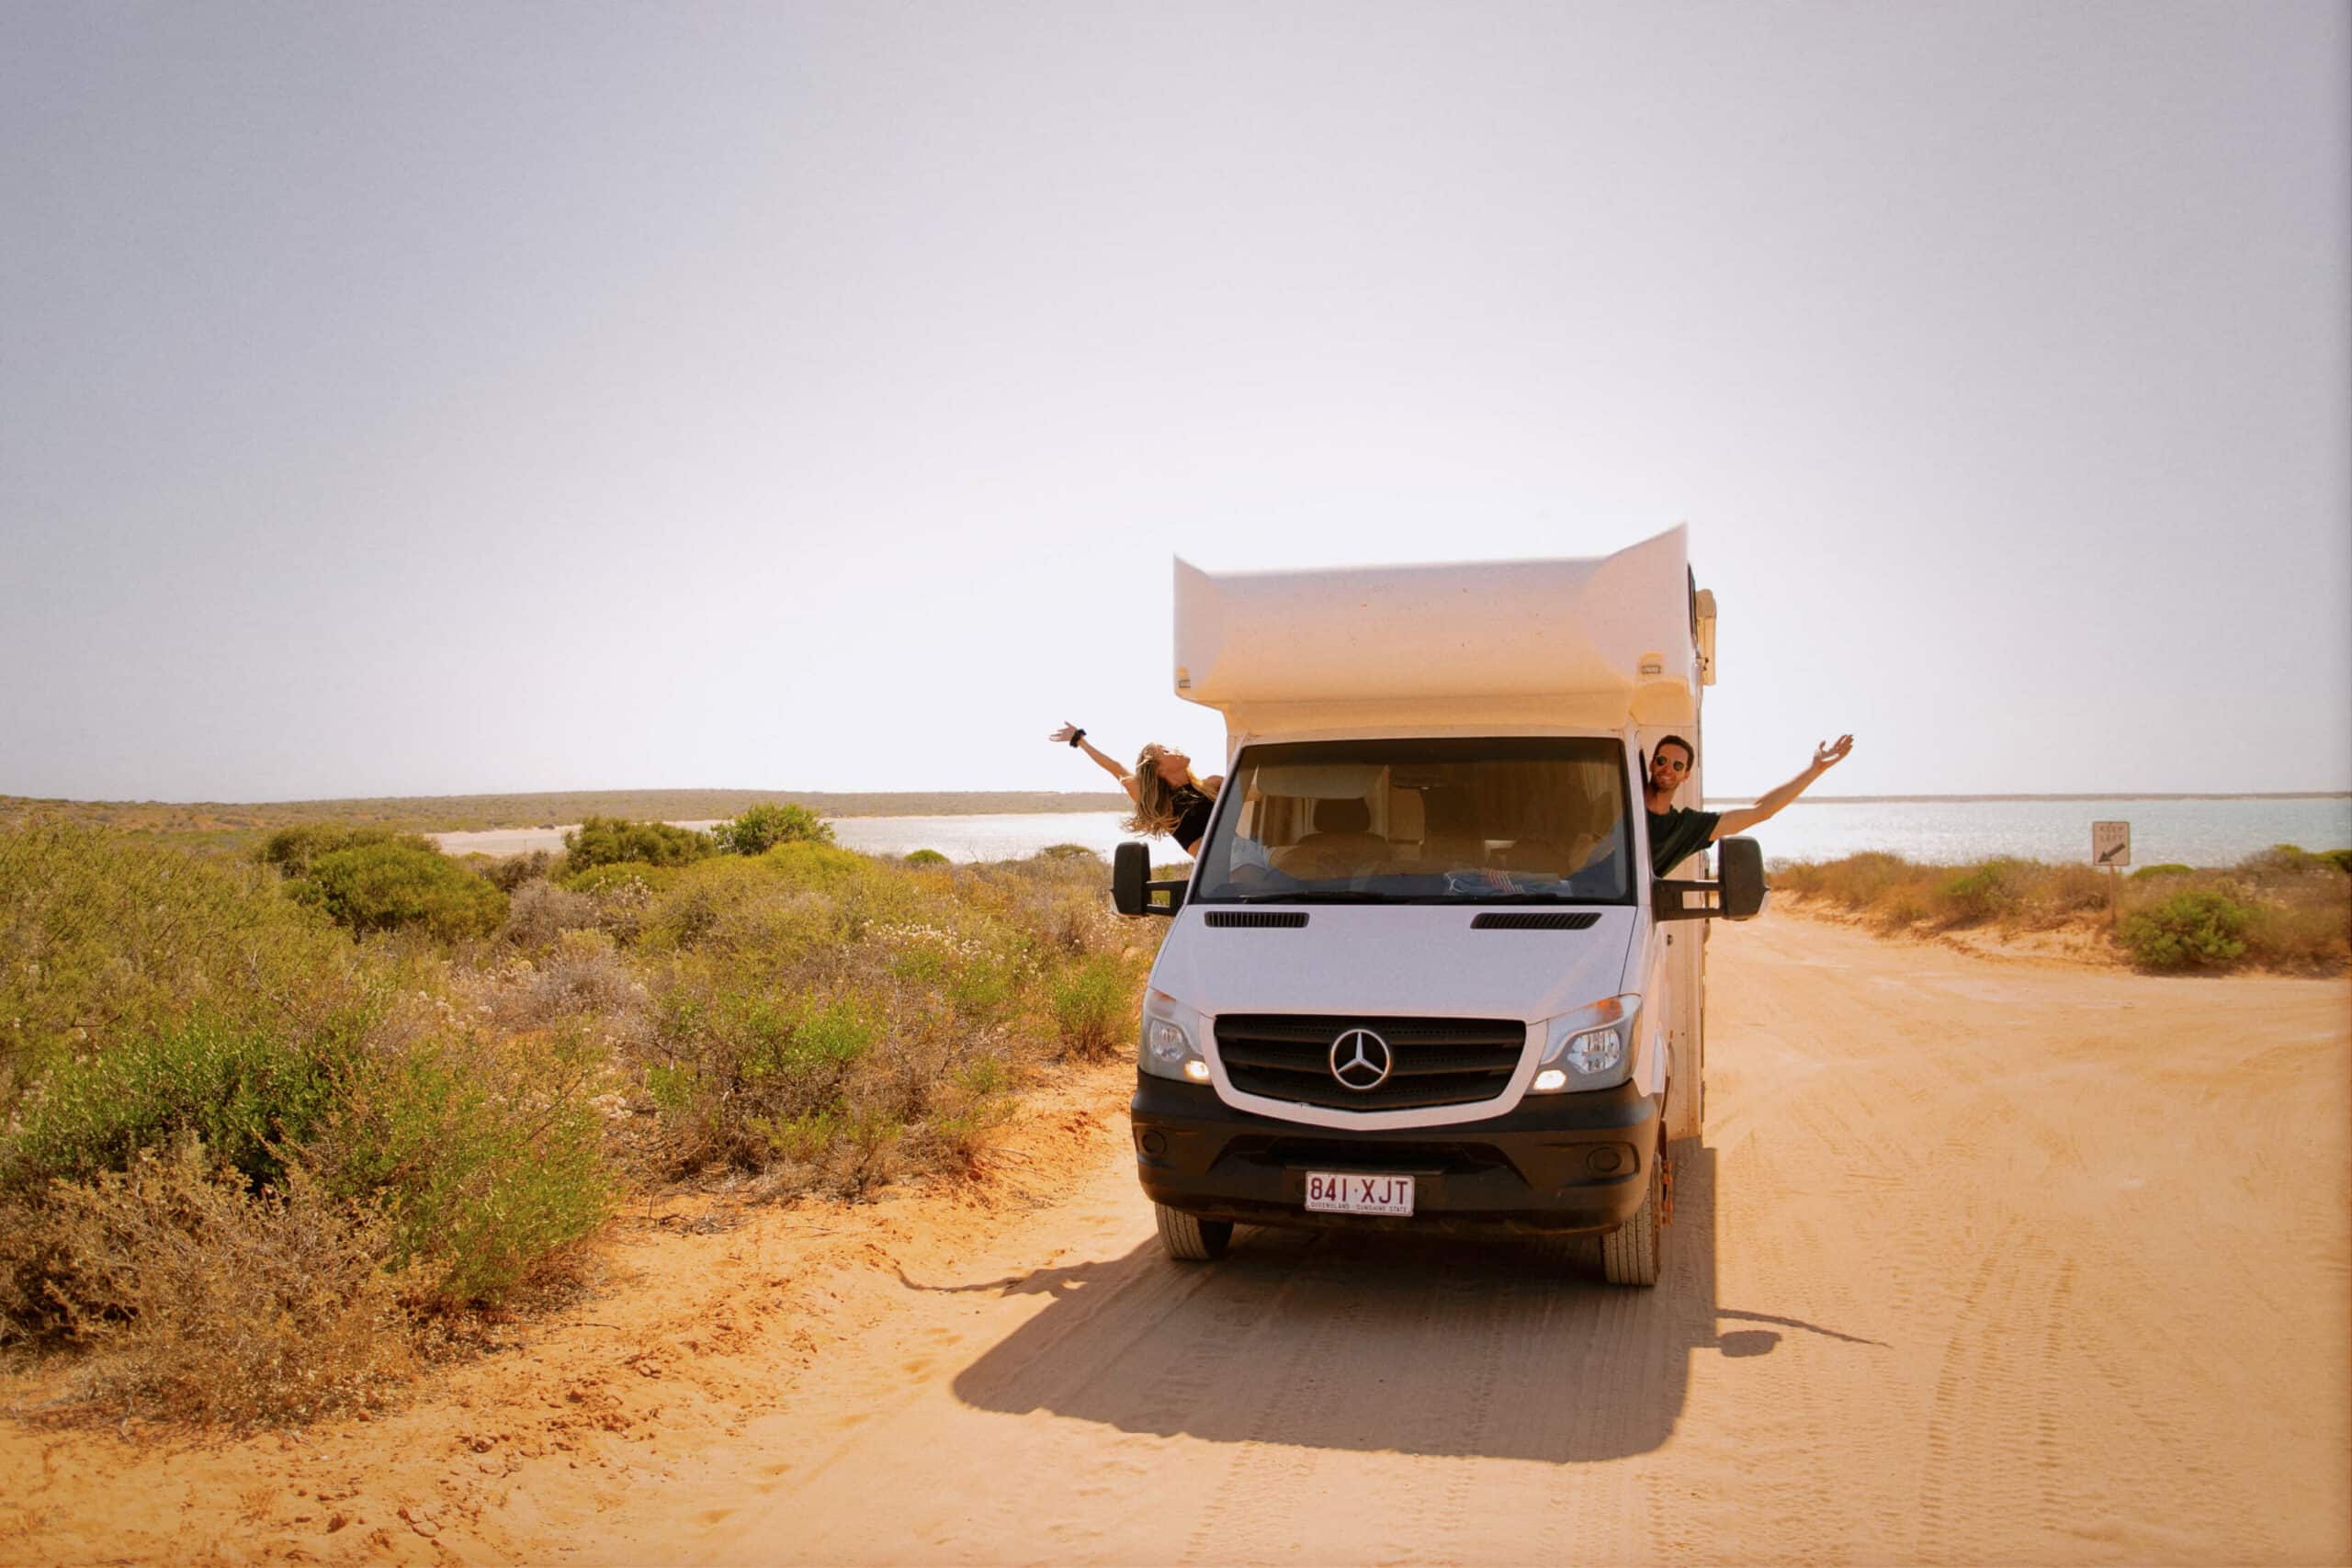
<box><xmin>1213</xmin><ymin>1014</ymin><xmax>1526</xmax><ymax>1111</ymax></box>
<box><xmin>1203</xmin><ymin>910</ymin><xmax>1309</xmax><ymax>928</ymax></box>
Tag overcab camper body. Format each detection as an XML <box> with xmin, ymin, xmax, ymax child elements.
<box><xmin>1112</xmin><ymin>526</ymin><xmax>1763</xmax><ymax>1286</ymax></box>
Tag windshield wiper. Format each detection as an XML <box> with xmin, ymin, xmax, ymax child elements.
<box><xmin>1214</xmin><ymin>889</ymin><xmax>1624</xmax><ymax>907</ymax></box>
<box><xmin>1222</xmin><ymin>890</ymin><xmax>1386</xmax><ymax>903</ymax></box>
<box><xmin>1453</xmin><ymin>891</ymin><xmax>1615</xmax><ymax>905</ymax></box>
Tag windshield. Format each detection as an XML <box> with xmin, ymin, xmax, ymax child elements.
<box><xmin>1191</xmin><ymin>738</ymin><xmax>1633</xmax><ymax>905</ymax></box>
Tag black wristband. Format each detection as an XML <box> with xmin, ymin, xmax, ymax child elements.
<box><xmin>1068</xmin><ymin>728</ymin><xmax>1086</xmax><ymax>748</ymax></box>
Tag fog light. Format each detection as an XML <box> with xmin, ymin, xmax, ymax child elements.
<box><xmin>1137</xmin><ymin>1129</ymin><xmax>1167</xmax><ymax>1157</ymax></box>
<box><xmin>1532</xmin><ymin>1068</ymin><xmax>1567</xmax><ymax>1092</ymax></box>
<box><xmin>1587</xmin><ymin>1145</ymin><xmax>1626</xmax><ymax>1176</ymax></box>
<box><xmin>1182</xmin><ymin>1059</ymin><xmax>1211</xmax><ymax>1082</ymax></box>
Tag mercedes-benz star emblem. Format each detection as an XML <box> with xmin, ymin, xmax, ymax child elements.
<box><xmin>1329</xmin><ymin>1028</ymin><xmax>1394</xmax><ymax>1091</ymax></box>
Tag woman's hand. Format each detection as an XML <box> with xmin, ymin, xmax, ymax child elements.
<box><xmin>1049</xmin><ymin>721</ymin><xmax>1080</xmax><ymax>745</ymax></box>
<box><xmin>1814</xmin><ymin>735</ymin><xmax>1855</xmax><ymax>769</ymax></box>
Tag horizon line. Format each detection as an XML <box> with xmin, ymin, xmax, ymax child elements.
<box><xmin>6</xmin><ymin>786</ymin><xmax>2349</xmax><ymax>810</ymax></box>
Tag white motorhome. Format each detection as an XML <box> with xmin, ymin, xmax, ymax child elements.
<box><xmin>1111</xmin><ymin>526</ymin><xmax>1763</xmax><ymax>1287</ymax></box>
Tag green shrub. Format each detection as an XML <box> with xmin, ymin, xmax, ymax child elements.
<box><xmin>638</xmin><ymin>858</ymin><xmax>848</xmax><ymax>958</ymax></box>
<box><xmin>319</xmin><ymin>1032</ymin><xmax>607</xmax><ymax>1305</ymax></box>
<box><xmin>1036</xmin><ymin>843</ymin><xmax>1099</xmax><ymax>862</ymax></box>
<box><xmin>947</xmin><ymin>957</ymin><xmax>1014</xmax><ymax>1020</ymax></box>
<box><xmin>0</xmin><ymin>822</ymin><xmax>360</xmax><ymax>1095</ymax></box>
<box><xmin>561</xmin><ymin>816</ymin><xmax>714</xmax><ymax>874</ymax></box>
<box><xmin>292</xmin><ymin>841</ymin><xmax>509</xmax><ymax>942</ymax></box>
<box><xmin>259</xmin><ymin>824</ymin><xmax>435</xmax><ymax>878</ymax></box>
<box><xmin>712</xmin><ymin>802</ymin><xmax>835</xmax><ymax>855</ymax></box>
<box><xmin>2322</xmin><ymin>849</ymin><xmax>2352</xmax><ymax>876</ymax></box>
<box><xmin>2130</xmin><ymin>863</ymin><xmax>2197</xmax><ymax>882</ymax></box>
<box><xmin>903</xmin><ymin>849</ymin><xmax>950</xmax><ymax>866</ymax></box>
<box><xmin>1936</xmin><ymin>859</ymin><xmax>2025</xmax><ymax>925</ymax></box>
<box><xmin>1049</xmin><ymin>955</ymin><xmax>1131</xmax><ymax>1059</ymax></box>
<box><xmin>640</xmin><ymin>987</ymin><xmax>885</xmax><ymax>1175</ymax></box>
<box><xmin>2</xmin><ymin>1012</ymin><xmax>351</xmax><ymax>1196</ymax></box>
<box><xmin>2118</xmin><ymin>888</ymin><xmax>2253</xmax><ymax>970</ymax></box>
<box><xmin>758</xmin><ymin>840</ymin><xmax>874</xmax><ymax>891</ymax></box>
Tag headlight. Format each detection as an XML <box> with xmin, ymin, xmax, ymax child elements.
<box><xmin>1141</xmin><ymin>988</ymin><xmax>1211</xmax><ymax>1083</ymax></box>
<box><xmin>1530</xmin><ymin>993</ymin><xmax>1639</xmax><ymax>1092</ymax></box>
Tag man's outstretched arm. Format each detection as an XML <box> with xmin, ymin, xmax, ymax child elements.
<box><xmin>1712</xmin><ymin>735</ymin><xmax>1854</xmax><ymax>839</ymax></box>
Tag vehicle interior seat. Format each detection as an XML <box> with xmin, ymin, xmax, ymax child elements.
<box><xmin>1270</xmin><ymin>796</ymin><xmax>1387</xmax><ymax>879</ymax></box>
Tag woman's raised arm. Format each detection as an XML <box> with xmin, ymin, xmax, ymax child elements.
<box><xmin>1049</xmin><ymin>722</ymin><xmax>1140</xmax><ymax>802</ymax></box>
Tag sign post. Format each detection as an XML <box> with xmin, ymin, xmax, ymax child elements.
<box><xmin>2092</xmin><ymin>821</ymin><xmax>2132</xmax><ymax>928</ymax></box>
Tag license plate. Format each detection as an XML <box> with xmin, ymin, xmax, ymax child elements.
<box><xmin>1305</xmin><ymin>1172</ymin><xmax>1416</xmax><ymax>1216</ymax></box>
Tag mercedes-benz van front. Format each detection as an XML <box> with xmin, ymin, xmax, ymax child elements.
<box><xmin>1123</xmin><ymin>732</ymin><xmax>1689</xmax><ymax>1280</ymax></box>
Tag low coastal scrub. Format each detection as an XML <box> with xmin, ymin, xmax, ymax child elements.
<box><xmin>0</xmin><ymin>815</ymin><xmax>1153</xmax><ymax>1426</ymax></box>
<box><xmin>289</xmin><ymin>840</ymin><xmax>510</xmax><ymax>941</ymax></box>
<box><xmin>1774</xmin><ymin>844</ymin><xmax>2350</xmax><ymax>972</ymax></box>
<box><xmin>561</xmin><ymin>815</ymin><xmax>714</xmax><ymax>874</ymax></box>
<box><xmin>710</xmin><ymin>801</ymin><xmax>835</xmax><ymax>854</ymax></box>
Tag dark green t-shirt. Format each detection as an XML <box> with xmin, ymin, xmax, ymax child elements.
<box><xmin>1646</xmin><ymin>806</ymin><xmax>1721</xmax><ymax>874</ymax></box>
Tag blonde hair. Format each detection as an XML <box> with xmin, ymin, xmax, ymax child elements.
<box><xmin>1123</xmin><ymin>743</ymin><xmax>1217</xmax><ymax>838</ymax></box>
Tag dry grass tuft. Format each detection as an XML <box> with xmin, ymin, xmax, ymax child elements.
<box><xmin>1775</xmin><ymin>846</ymin><xmax>2349</xmax><ymax>972</ymax></box>
<box><xmin>42</xmin><ymin>1138</ymin><xmax>412</xmax><ymax>1426</ymax></box>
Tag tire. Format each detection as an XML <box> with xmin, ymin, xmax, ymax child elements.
<box><xmin>1155</xmin><ymin>1203</ymin><xmax>1233</xmax><ymax>1261</ymax></box>
<box><xmin>1600</xmin><ymin>1140</ymin><xmax>1664</xmax><ymax>1288</ymax></box>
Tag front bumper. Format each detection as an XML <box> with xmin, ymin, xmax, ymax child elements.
<box><xmin>1131</xmin><ymin>1074</ymin><xmax>1661</xmax><ymax>1237</ymax></box>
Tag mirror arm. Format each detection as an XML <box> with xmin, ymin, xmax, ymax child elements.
<box><xmin>1113</xmin><ymin>841</ymin><xmax>1186</xmax><ymax>917</ymax></box>
<box><xmin>1652</xmin><ymin>878</ymin><xmax>1721</xmax><ymax>922</ymax></box>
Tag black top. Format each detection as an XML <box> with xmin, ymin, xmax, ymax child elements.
<box><xmin>1646</xmin><ymin>805</ymin><xmax>1721</xmax><ymax>874</ymax></box>
<box><xmin>1170</xmin><ymin>783</ymin><xmax>1216</xmax><ymax>853</ymax></box>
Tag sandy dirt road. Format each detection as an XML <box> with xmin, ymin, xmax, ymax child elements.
<box><xmin>7</xmin><ymin>912</ymin><xmax>2346</xmax><ymax>1564</ymax></box>
<box><xmin>613</xmin><ymin>913</ymin><xmax>2347</xmax><ymax>1566</ymax></box>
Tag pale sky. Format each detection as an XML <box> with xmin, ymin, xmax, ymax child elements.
<box><xmin>5</xmin><ymin>3</ymin><xmax>2346</xmax><ymax>802</ymax></box>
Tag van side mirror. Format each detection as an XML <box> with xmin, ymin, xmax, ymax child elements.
<box><xmin>1716</xmin><ymin>836</ymin><xmax>1766</xmax><ymax>920</ymax></box>
<box><xmin>1652</xmin><ymin>835</ymin><xmax>1768</xmax><ymax>922</ymax></box>
<box><xmin>1113</xmin><ymin>841</ymin><xmax>1186</xmax><ymax>918</ymax></box>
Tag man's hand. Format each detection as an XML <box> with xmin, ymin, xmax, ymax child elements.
<box><xmin>1713</xmin><ymin>733</ymin><xmax>1856</xmax><ymax>842</ymax></box>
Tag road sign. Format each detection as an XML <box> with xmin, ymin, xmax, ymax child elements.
<box><xmin>2092</xmin><ymin>821</ymin><xmax>2132</xmax><ymax>867</ymax></box>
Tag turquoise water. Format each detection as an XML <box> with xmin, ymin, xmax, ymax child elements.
<box><xmin>823</xmin><ymin>797</ymin><xmax>2352</xmax><ymax>868</ymax></box>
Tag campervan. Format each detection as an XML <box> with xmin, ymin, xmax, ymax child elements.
<box><xmin>1111</xmin><ymin>526</ymin><xmax>1762</xmax><ymax>1286</ymax></box>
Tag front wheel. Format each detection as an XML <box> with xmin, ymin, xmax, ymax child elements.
<box><xmin>1600</xmin><ymin>1140</ymin><xmax>1664</xmax><ymax>1287</ymax></box>
<box><xmin>1155</xmin><ymin>1203</ymin><xmax>1233</xmax><ymax>1261</ymax></box>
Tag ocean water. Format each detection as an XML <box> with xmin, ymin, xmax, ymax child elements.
<box><xmin>823</xmin><ymin>797</ymin><xmax>2352</xmax><ymax>868</ymax></box>
<box><xmin>435</xmin><ymin>797</ymin><xmax>2351</xmax><ymax>868</ymax></box>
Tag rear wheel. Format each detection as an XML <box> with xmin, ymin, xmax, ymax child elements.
<box><xmin>1600</xmin><ymin>1140</ymin><xmax>1664</xmax><ymax>1287</ymax></box>
<box><xmin>1155</xmin><ymin>1203</ymin><xmax>1233</xmax><ymax>1261</ymax></box>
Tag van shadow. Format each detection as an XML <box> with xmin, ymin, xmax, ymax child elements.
<box><xmin>931</xmin><ymin>1146</ymin><xmax>1878</xmax><ymax>1462</ymax></box>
